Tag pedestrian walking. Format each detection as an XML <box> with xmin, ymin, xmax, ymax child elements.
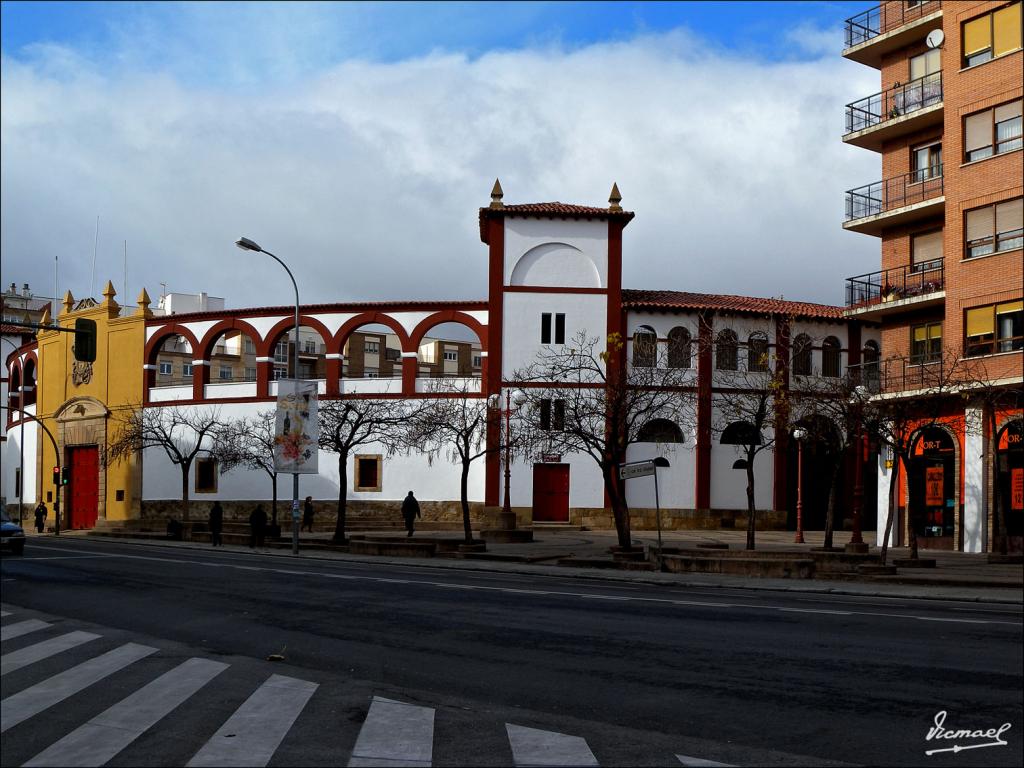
<box><xmin>302</xmin><ymin>496</ymin><xmax>315</xmax><ymax>533</ymax></box>
<box><xmin>34</xmin><ymin>502</ymin><xmax>47</xmax><ymax>534</ymax></box>
<box><xmin>249</xmin><ymin>504</ymin><xmax>267</xmax><ymax>550</ymax></box>
<box><xmin>401</xmin><ymin>491</ymin><xmax>420</xmax><ymax>537</ymax></box>
<box><xmin>209</xmin><ymin>501</ymin><xmax>224</xmax><ymax>547</ymax></box>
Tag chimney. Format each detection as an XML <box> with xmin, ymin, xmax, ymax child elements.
<box><xmin>22</xmin><ymin>283</ymin><xmax>30</xmax><ymax>297</ymax></box>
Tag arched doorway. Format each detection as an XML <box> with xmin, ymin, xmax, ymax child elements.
<box><xmin>909</xmin><ymin>427</ymin><xmax>956</xmax><ymax>550</ymax></box>
<box><xmin>786</xmin><ymin>417</ymin><xmax>842</xmax><ymax>531</ymax></box>
<box><xmin>995</xmin><ymin>419</ymin><xmax>1023</xmax><ymax>553</ymax></box>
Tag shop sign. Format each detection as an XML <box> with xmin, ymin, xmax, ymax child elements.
<box><xmin>925</xmin><ymin>467</ymin><xmax>944</xmax><ymax>506</ymax></box>
<box><xmin>1012</xmin><ymin>468</ymin><xmax>1024</xmax><ymax>512</ymax></box>
<box><xmin>541</xmin><ymin>453</ymin><xmax>562</xmax><ymax>463</ymax></box>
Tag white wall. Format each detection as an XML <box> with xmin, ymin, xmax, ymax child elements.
<box><xmin>962</xmin><ymin>404</ymin><xmax>986</xmax><ymax>553</ymax></box>
<box><xmin>504</xmin><ymin>218</ymin><xmax>608</xmax><ymax>288</ymax></box>
<box><xmin>3</xmin><ymin>416</ymin><xmax>38</xmax><ymax>509</ymax></box>
<box><xmin>625</xmin><ymin>441</ymin><xmax>695</xmax><ymax>509</ymax></box>
<box><xmin>710</xmin><ymin>441</ymin><xmax>774</xmax><ymax>510</ymax></box>
<box><xmin>502</xmin><ymin>293</ymin><xmax>607</xmax><ymax>379</ymax></box>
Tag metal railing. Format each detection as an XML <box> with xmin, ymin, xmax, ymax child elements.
<box><xmin>845</xmin><ymin>72</ymin><xmax>942</xmax><ymax>134</ymax></box>
<box><xmin>846</xmin><ymin>353</ymin><xmax>951</xmax><ymax>395</ymax></box>
<box><xmin>845</xmin><ymin>259</ymin><xmax>944</xmax><ymax>308</ymax></box>
<box><xmin>845</xmin><ymin>1</ymin><xmax>942</xmax><ymax>48</ymax></box>
<box><xmin>845</xmin><ymin>166</ymin><xmax>943</xmax><ymax>221</ymax></box>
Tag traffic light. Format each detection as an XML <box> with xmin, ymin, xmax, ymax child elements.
<box><xmin>61</xmin><ymin>466</ymin><xmax>71</xmax><ymax>486</ymax></box>
<box><xmin>73</xmin><ymin>318</ymin><xmax>97</xmax><ymax>363</ymax></box>
<box><xmin>52</xmin><ymin>466</ymin><xmax>61</xmax><ymax>486</ymax></box>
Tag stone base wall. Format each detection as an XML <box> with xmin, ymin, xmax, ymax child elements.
<box><xmin>139</xmin><ymin>498</ymin><xmax>486</xmax><ymax>524</ymax></box>
<box><xmin>574</xmin><ymin>507</ymin><xmax>788</xmax><ymax>531</ymax></box>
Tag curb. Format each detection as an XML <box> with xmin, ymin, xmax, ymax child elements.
<box><xmin>43</xmin><ymin>533</ymin><xmax>1024</xmax><ymax>606</ymax></box>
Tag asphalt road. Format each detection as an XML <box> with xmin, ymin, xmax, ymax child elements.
<box><xmin>2</xmin><ymin>537</ymin><xmax>1022</xmax><ymax>767</ymax></box>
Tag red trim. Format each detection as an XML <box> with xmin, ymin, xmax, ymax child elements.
<box><xmin>408</xmin><ymin>311</ymin><xmax>487</xmax><ymax>350</ymax></box>
<box><xmin>695</xmin><ymin>312</ymin><xmax>713</xmax><ymax>510</ymax></box>
<box><xmin>486</xmin><ymin>217</ymin><xmax>505</xmax><ymax>506</ymax></box>
<box><xmin>772</xmin><ymin>318</ymin><xmax>791</xmax><ymax>512</ymax></box>
<box><xmin>334</xmin><ymin>312</ymin><xmax>413</xmax><ymax>354</ymax></box>
<box><xmin>145</xmin><ymin>390</ymin><xmax>489</xmax><ymax>406</ymax></box>
<box><xmin>144</xmin><ymin>324</ymin><xmax>202</xmax><ymax>405</ymax></box>
<box><xmin>604</xmin><ymin>220</ymin><xmax>627</xmax><ymax>510</ymax></box>
<box><xmin>503</xmin><ymin>286</ymin><xmax>608</xmax><ymax>295</ymax></box>
<box><xmin>258</xmin><ymin>316</ymin><xmax>335</xmax><ymax>358</ymax></box>
<box><xmin>145</xmin><ymin>300</ymin><xmax>488</xmax><ymax>326</ymax></box>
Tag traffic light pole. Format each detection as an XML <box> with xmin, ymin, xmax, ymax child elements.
<box><xmin>1</xmin><ymin>407</ymin><xmax>63</xmax><ymax>535</ymax></box>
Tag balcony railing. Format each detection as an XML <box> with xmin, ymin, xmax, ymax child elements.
<box><xmin>845</xmin><ymin>72</ymin><xmax>942</xmax><ymax>134</ymax></box>
<box><xmin>845</xmin><ymin>259</ymin><xmax>944</xmax><ymax>309</ymax></box>
<box><xmin>845</xmin><ymin>0</ymin><xmax>942</xmax><ymax>48</ymax></box>
<box><xmin>845</xmin><ymin>166</ymin><xmax>943</xmax><ymax>221</ymax></box>
<box><xmin>847</xmin><ymin>353</ymin><xmax>960</xmax><ymax>395</ymax></box>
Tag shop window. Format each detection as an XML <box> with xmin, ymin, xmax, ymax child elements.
<box><xmin>911</xmin><ymin>322</ymin><xmax>942</xmax><ymax>364</ymax></box>
<box><xmin>965</xmin><ymin>302</ymin><xmax>1024</xmax><ymax>357</ymax></box>
<box><xmin>963</xmin><ymin>3</ymin><xmax>1022</xmax><ymax>67</ymax></box>
<box><xmin>715</xmin><ymin>329</ymin><xmax>738</xmax><ymax>371</ymax></box>
<box><xmin>354</xmin><ymin>455</ymin><xmax>382</xmax><ymax>492</ymax></box>
<box><xmin>965</xmin><ymin>100</ymin><xmax>1022</xmax><ymax>161</ymax></box>
<box><xmin>965</xmin><ymin>199</ymin><xmax>1023</xmax><ymax>258</ymax></box>
<box><xmin>195</xmin><ymin>458</ymin><xmax>218</xmax><ymax>493</ymax></box>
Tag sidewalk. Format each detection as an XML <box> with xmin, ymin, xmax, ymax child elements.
<box><xmin>27</xmin><ymin>525</ymin><xmax>1024</xmax><ymax>605</ymax></box>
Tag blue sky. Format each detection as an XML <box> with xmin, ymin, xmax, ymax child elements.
<box><xmin>1</xmin><ymin>1</ymin><xmax>882</xmax><ymax>308</ymax></box>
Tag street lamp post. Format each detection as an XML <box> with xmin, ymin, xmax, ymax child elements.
<box><xmin>848</xmin><ymin>385</ymin><xmax>870</xmax><ymax>551</ymax></box>
<box><xmin>792</xmin><ymin>427</ymin><xmax>807</xmax><ymax>544</ymax></box>
<box><xmin>502</xmin><ymin>389</ymin><xmax>513</xmax><ymax>516</ymax></box>
<box><xmin>236</xmin><ymin>237</ymin><xmax>301</xmax><ymax>556</ymax></box>
<box><xmin>1</xmin><ymin>338</ymin><xmax>26</xmax><ymax>525</ymax></box>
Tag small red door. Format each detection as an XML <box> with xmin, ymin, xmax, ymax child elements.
<box><xmin>532</xmin><ymin>464</ymin><xmax>570</xmax><ymax>523</ymax></box>
<box><xmin>67</xmin><ymin>446</ymin><xmax>100</xmax><ymax>529</ymax></box>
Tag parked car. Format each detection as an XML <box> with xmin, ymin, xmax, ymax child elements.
<box><xmin>1</xmin><ymin>511</ymin><xmax>26</xmax><ymax>555</ymax></box>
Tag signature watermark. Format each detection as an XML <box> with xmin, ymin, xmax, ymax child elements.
<box><xmin>925</xmin><ymin>710</ymin><xmax>1012</xmax><ymax>756</ymax></box>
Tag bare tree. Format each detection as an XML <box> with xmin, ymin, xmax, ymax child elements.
<box><xmin>219</xmin><ymin>410</ymin><xmax>282</xmax><ymax>529</ymax></box>
<box><xmin>106</xmin><ymin>404</ymin><xmax>232</xmax><ymax>523</ymax></box>
<box><xmin>512</xmin><ymin>330</ymin><xmax>693</xmax><ymax>551</ymax></box>
<box><xmin>406</xmin><ymin>378</ymin><xmax>505</xmax><ymax>543</ymax></box>
<box><xmin>318</xmin><ymin>398</ymin><xmax>412</xmax><ymax>543</ymax></box>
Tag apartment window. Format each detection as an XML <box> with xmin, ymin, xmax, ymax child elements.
<box><xmin>365</xmin><ymin>341</ymin><xmax>380</xmax><ymax>354</ymax></box>
<box><xmin>716</xmin><ymin>329</ymin><xmax>738</xmax><ymax>371</ymax></box>
<box><xmin>965</xmin><ymin>100</ymin><xmax>1023</xmax><ymax>161</ymax></box>
<box><xmin>354</xmin><ymin>455</ymin><xmax>382</xmax><ymax>492</ymax></box>
<box><xmin>195</xmin><ymin>458</ymin><xmax>218</xmax><ymax>493</ymax></box>
<box><xmin>244</xmin><ymin>338</ymin><xmax>255</xmax><ymax>355</ymax></box>
<box><xmin>963</xmin><ymin>3</ymin><xmax>1022</xmax><ymax>67</ymax></box>
<box><xmin>273</xmin><ymin>366</ymin><xmax>287</xmax><ymax>380</ymax></box>
<box><xmin>668</xmin><ymin>327</ymin><xmax>692</xmax><ymax>369</ymax></box>
<box><xmin>182</xmin><ymin>362</ymin><xmax>194</xmax><ymax>377</ymax></box>
<box><xmin>633</xmin><ymin>327</ymin><xmax>657</xmax><ymax>368</ymax></box>
<box><xmin>443</xmin><ymin>350</ymin><xmax>458</xmax><ymax>362</ymax></box>
<box><xmin>911</xmin><ymin>230</ymin><xmax>943</xmax><ymax>272</ymax></box>
<box><xmin>472</xmin><ymin>355</ymin><xmax>482</xmax><ymax>367</ymax></box>
<box><xmin>965</xmin><ymin>199</ymin><xmax>1023</xmax><ymax>258</ymax></box>
<box><xmin>910</xmin><ymin>322</ymin><xmax>942</xmax><ymax>364</ymax></box>
<box><xmin>303</xmin><ymin>339</ymin><xmax>317</xmax><ymax>354</ymax></box>
<box><xmin>747</xmin><ymin>333</ymin><xmax>769</xmax><ymax>372</ymax></box>
<box><xmin>965</xmin><ymin>302</ymin><xmax>1024</xmax><ymax>356</ymax></box>
<box><xmin>911</xmin><ymin>142</ymin><xmax>942</xmax><ymax>182</ymax></box>
<box><xmin>274</xmin><ymin>340</ymin><xmax>289</xmax><ymax>364</ymax></box>
<box><xmin>218</xmin><ymin>366</ymin><xmax>232</xmax><ymax>381</ymax></box>
<box><xmin>299</xmin><ymin>363</ymin><xmax>314</xmax><ymax>379</ymax></box>
<box><xmin>385</xmin><ymin>348</ymin><xmax>400</xmax><ymax>361</ymax></box>
<box><xmin>821</xmin><ymin>337</ymin><xmax>842</xmax><ymax>378</ymax></box>
<box><xmin>541</xmin><ymin>313</ymin><xmax>552</xmax><ymax>344</ymax></box>
<box><xmin>908</xmin><ymin>48</ymin><xmax>940</xmax><ymax>81</ymax></box>
<box><xmin>244</xmin><ymin>367</ymin><xmax>257</xmax><ymax>380</ymax></box>
<box><xmin>792</xmin><ymin>334</ymin><xmax>812</xmax><ymax>376</ymax></box>
<box><xmin>159</xmin><ymin>361</ymin><xmax>172</xmax><ymax>376</ymax></box>
<box><xmin>539</xmin><ymin>398</ymin><xmax>565</xmax><ymax>431</ymax></box>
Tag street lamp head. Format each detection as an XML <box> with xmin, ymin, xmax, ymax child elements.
<box><xmin>235</xmin><ymin>236</ymin><xmax>263</xmax><ymax>253</ymax></box>
<box><xmin>792</xmin><ymin>427</ymin><xmax>808</xmax><ymax>441</ymax></box>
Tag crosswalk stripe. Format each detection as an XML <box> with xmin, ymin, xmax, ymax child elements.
<box><xmin>186</xmin><ymin>673</ymin><xmax>319</xmax><ymax>767</ymax></box>
<box><xmin>23</xmin><ymin>656</ymin><xmax>228</xmax><ymax>767</ymax></box>
<box><xmin>0</xmin><ymin>618</ymin><xmax>50</xmax><ymax>642</ymax></box>
<box><xmin>348</xmin><ymin>695</ymin><xmax>435</xmax><ymax>767</ymax></box>
<box><xmin>506</xmin><ymin>724</ymin><xmax>599</xmax><ymax>767</ymax></box>
<box><xmin>0</xmin><ymin>642</ymin><xmax>157</xmax><ymax>733</ymax></box>
<box><xmin>1</xmin><ymin>631</ymin><xmax>101</xmax><ymax>675</ymax></box>
<box><xmin>676</xmin><ymin>755</ymin><xmax>734</xmax><ymax>767</ymax></box>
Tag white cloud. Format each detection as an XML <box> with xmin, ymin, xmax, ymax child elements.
<box><xmin>0</xmin><ymin>30</ymin><xmax>880</xmax><ymax>311</ymax></box>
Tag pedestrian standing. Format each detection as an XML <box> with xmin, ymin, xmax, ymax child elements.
<box><xmin>302</xmin><ymin>496</ymin><xmax>315</xmax><ymax>533</ymax></box>
<box><xmin>209</xmin><ymin>501</ymin><xmax>224</xmax><ymax>547</ymax></box>
<box><xmin>34</xmin><ymin>502</ymin><xmax>47</xmax><ymax>534</ymax></box>
<box><xmin>401</xmin><ymin>491</ymin><xmax>420</xmax><ymax>538</ymax></box>
<box><xmin>249</xmin><ymin>504</ymin><xmax>267</xmax><ymax>550</ymax></box>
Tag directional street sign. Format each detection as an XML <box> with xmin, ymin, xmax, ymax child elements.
<box><xmin>619</xmin><ymin>461</ymin><xmax>656</xmax><ymax>480</ymax></box>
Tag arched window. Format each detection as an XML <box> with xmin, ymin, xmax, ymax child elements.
<box><xmin>638</xmin><ymin>419</ymin><xmax>685</xmax><ymax>443</ymax></box>
<box><xmin>21</xmin><ymin>359</ymin><xmax>37</xmax><ymax>407</ymax></box>
<box><xmin>716</xmin><ymin>329</ymin><xmax>738</xmax><ymax>370</ymax></box>
<box><xmin>632</xmin><ymin>326</ymin><xmax>657</xmax><ymax>368</ymax></box>
<box><xmin>667</xmin><ymin>327</ymin><xmax>691</xmax><ymax>369</ymax></box>
<box><xmin>747</xmin><ymin>333</ymin><xmax>769</xmax><ymax>372</ymax></box>
<box><xmin>792</xmin><ymin>334</ymin><xmax>812</xmax><ymax>376</ymax></box>
<box><xmin>822</xmin><ymin>336</ymin><xmax>841</xmax><ymax>378</ymax></box>
<box><xmin>721</xmin><ymin>421</ymin><xmax>761</xmax><ymax>445</ymax></box>
<box><xmin>863</xmin><ymin>341</ymin><xmax>880</xmax><ymax>391</ymax></box>
<box><xmin>8</xmin><ymin>367</ymin><xmax>20</xmax><ymax>413</ymax></box>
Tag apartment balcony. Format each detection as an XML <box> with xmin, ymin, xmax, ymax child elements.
<box><xmin>845</xmin><ymin>259</ymin><xmax>945</xmax><ymax>320</ymax></box>
<box><xmin>843</xmin><ymin>1</ymin><xmax>943</xmax><ymax>68</ymax></box>
<box><xmin>844</xmin><ymin>73</ymin><xmax>943</xmax><ymax>151</ymax></box>
<box><xmin>844</xmin><ymin>167</ymin><xmax>944</xmax><ymax>236</ymax></box>
<box><xmin>847</xmin><ymin>353</ymin><xmax>952</xmax><ymax>398</ymax></box>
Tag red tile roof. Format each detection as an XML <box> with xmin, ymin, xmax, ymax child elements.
<box><xmin>480</xmin><ymin>202</ymin><xmax>634</xmax><ymax>243</ymax></box>
<box><xmin>622</xmin><ymin>289</ymin><xmax>845</xmax><ymax>320</ymax></box>
<box><xmin>0</xmin><ymin>323</ymin><xmax>35</xmax><ymax>336</ymax></box>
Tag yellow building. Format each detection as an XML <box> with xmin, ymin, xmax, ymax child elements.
<box><xmin>32</xmin><ymin>282</ymin><xmax>150</xmax><ymax>526</ymax></box>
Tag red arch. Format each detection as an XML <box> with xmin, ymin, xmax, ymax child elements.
<box><xmin>261</xmin><ymin>315</ymin><xmax>335</xmax><ymax>358</ymax></box>
<box><xmin>144</xmin><ymin>324</ymin><xmax>201</xmax><ymax>364</ymax></box>
<box><xmin>408</xmin><ymin>310</ymin><xmax>487</xmax><ymax>350</ymax></box>
<box><xmin>334</xmin><ymin>312</ymin><xmax>413</xmax><ymax>353</ymax></box>
<box><xmin>195</xmin><ymin>318</ymin><xmax>265</xmax><ymax>361</ymax></box>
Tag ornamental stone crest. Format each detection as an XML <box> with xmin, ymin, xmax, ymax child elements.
<box><xmin>72</xmin><ymin>360</ymin><xmax>94</xmax><ymax>386</ymax></box>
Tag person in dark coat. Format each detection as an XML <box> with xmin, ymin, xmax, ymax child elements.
<box><xmin>249</xmin><ymin>504</ymin><xmax>267</xmax><ymax>550</ymax></box>
<box><xmin>209</xmin><ymin>501</ymin><xmax>224</xmax><ymax>547</ymax></box>
<box><xmin>302</xmin><ymin>496</ymin><xmax>315</xmax><ymax>533</ymax></box>
<box><xmin>34</xmin><ymin>503</ymin><xmax>47</xmax><ymax>534</ymax></box>
<box><xmin>401</xmin><ymin>491</ymin><xmax>420</xmax><ymax>537</ymax></box>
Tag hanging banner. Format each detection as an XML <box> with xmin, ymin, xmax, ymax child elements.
<box><xmin>274</xmin><ymin>379</ymin><xmax>319</xmax><ymax>473</ymax></box>
<box><xmin>925</xmin><ymin>466</ymin><xmax>944</xmax><ymax>506</ymax></box>
<box><xmin>1012</xmin><ymin>468</ymin><xmax>1024</xmax><ymax>511</ymax></box>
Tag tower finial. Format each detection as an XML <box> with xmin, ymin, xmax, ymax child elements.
<box><xmin>490</xmin><ymin>178</ymin><xmax>504</xmax><ymax>209</ymax></box>
<box><xmin>608</xmin><ymin>182</ymin><xmax>622</xmax><ymax>212</ymax></box>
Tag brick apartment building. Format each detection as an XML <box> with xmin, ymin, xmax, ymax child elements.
<box><xmin>842</xmin><ymin>0</ymin><xmax>1022</xmax><ymax>551</ymax></box>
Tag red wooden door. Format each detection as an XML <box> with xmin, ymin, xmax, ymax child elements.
<box><xmin>532</xmin><ymin>464</ymin><xmax>570</xmax><ymax>523</ymax></box>
<box><xmin>68</xmin><ymin>446</ymin><xmax>100</xmax><ymax>529</ymax></box>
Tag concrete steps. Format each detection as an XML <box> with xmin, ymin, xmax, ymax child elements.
<box><xmin>661</xmin><ymin>554</ymin><xmax>814</xmax><ymax>579</ymax></box>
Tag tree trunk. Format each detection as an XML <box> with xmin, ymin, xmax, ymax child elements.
<box><xmin>460</xmin><ymin>459</ymin><xmax>472</xmax><ymax>543</ymax></box>
<box><xmin>333</xmin><ymin>451</ymin><xmax>348</xmax><ymax>543</ymax></box>
<box><xmin>823</xmin><ymin>455</ymin><xmax>842</xmax><ymax>550</ymax></box>
<box><xmin>271</xmin><ymin>472</ymin><xmax>279</xmax><ymax>527</ymax></box>
<box><xmin>604</xmin><ymin>467</ymin><xmax>632</xmax><ymax>550</ymax></box>
<box><xmin>180</xmin><ymin>464</ymin><xmax>191</xmax><ymax>523</ymax></box>
<box><xmin>745</xmin><ymin>452</ymin><xmax>756</xmax><ymax>551</ymax></box>
<box><xmin>880</xmin><ymin>456</ymin><xmax>900</xmax><ymax>566</ymax></box>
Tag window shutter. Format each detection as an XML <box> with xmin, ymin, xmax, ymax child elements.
<box><xmin>997</xmin><ymin>301</ymin><xmax>1024</xmax><ymax>315</ymax></box>
<box><xmin>910</xmin><ymin>53</ymin><xmax>926</xmax><ymax>80</ymax></box>
<box><xmin>966</xmin><ymin>308</ymin><xmax>994</xmax><ymax>337</ymax></box>
<box><xmin>993</xmin><ymin>3</ymin><xmax>1022</xmax><ymax>56</ymax></box>
<box><xmin>966</xmin><ymin>205</ymin><xmax>995</xmax><ymax>241</ymax></box>
<box><xmin>912</xmin><ymin>230</ymin><xmax>943</xmax><ymax>265</ymax></box>
<box><xmin>963</xmin><ymin>15</ymin><xmax>992</xmax><ymax>55</ymax></box>
<box><xmin>994</xmin><ymin>100</ymin><xmax>1023</xmax><ymax>123</ymax></box>
<box><xmin>913</xmin><ymin>325</ymin><xmax>928</xmax><ymax>343</ymax></box>
<box><xmin>965</xmin><ymin>111</ymin><xmax>992</xmax><ymax>152</ymax></box>
<box><xmin>996</xmin><ymin>198</ymin><xmax>1023</xmax><ymax>234</ymax></box>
